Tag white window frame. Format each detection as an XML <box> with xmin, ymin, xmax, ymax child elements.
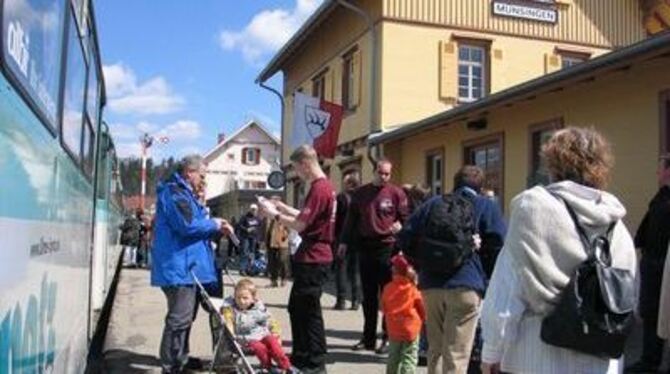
<box><xmin>561</xmin><ymin>55</ymin><xmax>585</xmax><ymax>69</ymax></box>
<box><xmin>458</xmin><ymin>44</ymin><xmax>487</xmax><ymax>103</ymax></box>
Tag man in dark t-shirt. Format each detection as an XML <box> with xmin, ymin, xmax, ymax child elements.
<box><xmin>339</xmin><ymin>158</ymin><xmax>409</xmax><ymax>354</ymax></box>
<box><xmin>259</xmin><ymin>145</ymin><xmax>335</xmax><ymax>374</ymax></box>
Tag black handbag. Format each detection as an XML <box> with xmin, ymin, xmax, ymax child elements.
<box><xmin>540</xmin><ymin>197</ymin><xmax>636</xmax><ymax>358</ymax></box>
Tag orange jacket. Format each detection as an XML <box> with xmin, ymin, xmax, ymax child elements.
<box><xmin>381</xmin><ymin>275</ymin><xmax>426</xmax><ymax>342</ymax></box>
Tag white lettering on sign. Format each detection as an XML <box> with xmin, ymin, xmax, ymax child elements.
<box><xmin>7</xmin><ymin>21</ymin><xmax>30</xmax><ymax>76</ymax></box>
<box><xmin>493</xmin><ymin>2</ymin><xmax>558</xmax><ymax>23</ymax></box>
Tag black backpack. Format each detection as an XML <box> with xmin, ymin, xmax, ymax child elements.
<box><xmin>540</xmin><ymin>197</ymin><xmax>636</xmax><ymax>358</ymax></box>
<box><xmin>410</xmin><ymin>194</ymin><xmax>476</xmax><ymax>276</ymax></box>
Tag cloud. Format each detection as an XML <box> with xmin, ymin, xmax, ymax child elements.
<box><xmin>156</xmin><ymin>120</ymin><xmax>202</xmax><ymax>141</ymax></box>
<box><xmin>103</xmin><ymin>63</ymin><xmax>185</xmax><ymax>115</ymax></box>
<box><xmin>219</xmin><ymin>0</ymin><xmax>322</xmax><ymax>63</ymax></box>
<box><xmin>110</xmin><ymin>120</ymin><xmax>203</xmax><ymax>158</ymax></box>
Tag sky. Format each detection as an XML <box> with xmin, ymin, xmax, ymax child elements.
<box><xmin>96</xmin><ymin>0</ymin><xmax>323</xmax><ymax>160</ymax></box>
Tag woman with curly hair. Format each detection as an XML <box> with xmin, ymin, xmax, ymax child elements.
<box><xmin>480</xmin><ymin>127</ymin><xmax>638</xmax><ymax>374</ymax></box>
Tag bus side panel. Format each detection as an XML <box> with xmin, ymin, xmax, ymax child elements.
<box><xmin>0</xmin><ymin>71</ymin><xmax>93</xmax><ymax>373</ymax></box>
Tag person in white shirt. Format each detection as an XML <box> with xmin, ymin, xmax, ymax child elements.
<box><xmin>480</xmin><ymin>127</ymin><xmax>638</xmax><ymax>374</ymax></box>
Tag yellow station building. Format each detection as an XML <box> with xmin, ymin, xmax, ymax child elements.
<box><xmin>258</xmin><ymin>0</ymin><xmax>670</xmax><ymax>228</ymax></box>
<box><xmin>257</xmin><ymin>0</ymin><xmax>649</xmax><ymax>206</ymax></box>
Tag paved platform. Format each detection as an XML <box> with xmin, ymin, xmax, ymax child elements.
<box><xmin>101</xmin><ymin>267</ymin><xmax>423</xmax><ymax>373</ymax></box>
<box><xmin>100</xmin><ymin>267</ymin><xmax>667</xmax><ymax>373</ymax></box>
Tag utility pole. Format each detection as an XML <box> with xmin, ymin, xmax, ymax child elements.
<box><xmin>139</xmin><ymin>133</ymin><xmax>169</xmax><ymax>211</ymax></box>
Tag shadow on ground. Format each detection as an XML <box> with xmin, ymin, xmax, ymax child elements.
<box><xmin>100</xmin><ymin>349</ymin><xmax>162</xmax><ymax>373</ymax></box>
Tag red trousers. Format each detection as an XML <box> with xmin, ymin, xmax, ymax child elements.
<box><xmin>246</xmin><ymin>335</ymin><xmax>290</xmax><ymax>370</ymax></box>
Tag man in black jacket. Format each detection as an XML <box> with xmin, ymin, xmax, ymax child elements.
<box><xmin>238</xmin><ymin>204</ymin><xmax>261</xmax><ymax>275</ymax></box>
<box><xmin>627</xmin><ymin>154</ymin><xmax>670</xmax><ymax>373</ymax></box>
<box><xmin>333</xmin><ymin>172</ymin><xmax>362</xmax><ymax>310</ymax></box>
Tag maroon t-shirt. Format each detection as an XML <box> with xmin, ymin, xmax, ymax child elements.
<box><xmin>341</xmin><ymin>183</ymin><xmax>409</xmax><ymax>245</ymax></box>
<box><xmin>294</xmin><ymin>178</ymin><xmax>336</xmax><ymax>264</ymax></box>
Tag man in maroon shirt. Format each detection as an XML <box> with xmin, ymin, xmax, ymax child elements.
<box><xmin>338</xmin><ymin>158</ymin><xmax>409</xmax><ymax>354</ymax></box>
<box><xmin>259</xmin><ymin>145</ymin><xmax>335</xmax><ymax>374</ymax></box>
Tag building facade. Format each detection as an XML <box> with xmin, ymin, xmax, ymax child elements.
<box><xmin>203</xmin><ymin>120</ymin><xmax>281</xmax><ymax>200</ymax></box>
<box><xmin>257</xmin><ymin>0</ymin><xmax>647</xmax><ymax>204</ymax></box>
<box><xmin>371</xmin><ymin>32</ymin><xmax>670</xmax><ymax>231</ymax></box>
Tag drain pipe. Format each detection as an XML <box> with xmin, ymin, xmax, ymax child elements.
<box><xmin>336</xmin><ymin>0</ymin><xmax>381</xmax><ymax>165</ymax></box>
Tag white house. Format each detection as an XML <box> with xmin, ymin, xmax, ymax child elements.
<box><xmin>203</xmin><ymin>120</ymin><xmax>281</xmax><ymax>200</ymax></box>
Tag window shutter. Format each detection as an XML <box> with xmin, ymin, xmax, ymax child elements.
<box><xmin>544</xmin><ymin>53</ymin><xmax>561</xmax><ymax>74</ymax></box>
<box><xmin>439</xmin><ymin>41</ymin><xmax>458</xmax><ymax>104</ymax></box>
<box><xmin>324</xmin><ymin>70</ymin><xmax>333</xmax><ymax>102</ymax></box>
<box><xmin>255</xmin><ymin>148</ymin><xmax>261</xmax><ymax>165</ymax></box>
<box><xmin>242</xmin><ymin>148</ymin><xmax>247</xmax><ymax>164</ymax></box>
<box><xmin>351</xmin><ymin>50</ymin><xmax>361</xmax><ymax>107</ymax></box>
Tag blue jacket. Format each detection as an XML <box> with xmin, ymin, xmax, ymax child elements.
<box><xmin>398</xmin><ymin>187</ymin><xmax>507</xmax><ymax>294</ymax></box>
<box><xmin>151</xmin><ymin>172</ymin><xmax>219</xmax><ymax>287</ymax></box>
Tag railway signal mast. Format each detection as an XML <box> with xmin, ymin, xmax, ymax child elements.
<box><xmin>140</xmin><ymin>133</ymin><xmax>169</xmax><ymax>211</ymax></box>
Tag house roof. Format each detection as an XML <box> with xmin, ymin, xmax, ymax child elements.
<box><xmin>256</xmin><ymin>0</ymin><xmax>338</xmax><ymax>83</ymax></box>
<box><xmin>203</xmin><ymin>120</ymin><xmax>280</xmax><ymax>161</ymax></box>
<box><xmin>370</xmin><ymin>30</ymin><xmax>670</xmax><ymax>146</ymax></box>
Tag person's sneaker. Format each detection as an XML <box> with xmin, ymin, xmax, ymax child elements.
<box><xmin>271</xmin><ymin>280</ymin><xmax>279</xmax><ymax>288</ymax></box>
<box><xmin>351</xmin><ymin>340</ymin><xmax>375</xmax><ymax>351</ymax></box>
<box><xmin>301</xmin><ymin>366</ymin><xmax>326</xmax><ymax>374</ymax></box>
<box><xmin>375</xmin><ymin>339</ymin><xmax>389</xmax><ymax>355</ymax></box>
<box><xmin>350</xmin><ymin>301</ymin><xmax>360</xmax><ymax>311</ymax></box>
<box><xmin>624</xmin><ymin>360</ymin><xmax>659</xmax><ymax>373</ymax></box>
<box><xmin>333</xmin><ymin>299</ymin><xmax>346</xmax><ymax>310</ymax></box>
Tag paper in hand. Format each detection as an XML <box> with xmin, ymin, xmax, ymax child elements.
<box><xmin>256</xmin><ymin>195</ymin><xmax>279</xmax><ymax>216</ymax></box>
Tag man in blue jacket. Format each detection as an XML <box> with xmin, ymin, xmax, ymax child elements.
<box><xmin>398</xmin><ymin>165</ymin><xmax>506</xmax><ymax>374</ymax></box>
<box><xmin>152</xmin><ymin>155</ymin><xmax>233</xmax><ymax>374</ymax></box>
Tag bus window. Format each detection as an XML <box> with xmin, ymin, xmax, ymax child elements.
<box><xmin>96</xmin><ymin>134</ymin><xmax>110</xmax><ymax>200</ymax></box>
<box><xmin>1</xmin><ymin>0</ymin><xmax>67</xmax><ymax>131</ymax></box>
<box><xmin>61</xmin><ymin>7</ymin><xmax>88</xmax><ymax>164</ymax></box>
<box><xmin>82</xmin><ymin>119</ymin><xmax>94</xmax><ymax>176</ymax></box>
<box><xmin>87</xmin><ymin>46</ymin><xmax>100</xmax><ymax>131</ymax></box>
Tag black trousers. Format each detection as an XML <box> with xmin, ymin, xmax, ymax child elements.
<box><xmin>359</xmin><ymin>244</ymin><xmax>393</xmax><ymax>345</ymax></box>
<box><xmin>334</xmin><ymin>246</ymin><xmax>362</xmax><ymax>303</ymax></box>
<box><xmin>639</xmin><ymin>257</ymin><xmax>666</xmax><ymax>365</ymax></box>
<box><xmin>289</xmin><ymin>262</ymin><xmax>329</xmax><ymax>370</ymax></box>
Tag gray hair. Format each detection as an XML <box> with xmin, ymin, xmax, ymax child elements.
<box><xmin>177</xmin><ymin>154</ymin><xmax>204</xmax><ymax>175</ymax></box>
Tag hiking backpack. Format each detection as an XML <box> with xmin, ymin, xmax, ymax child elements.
<box><xmin>411</xmin><ymin>194</ymin><xmax>476</xmax><ymax>276</ymax></box>
<box><xmin>540</xmin><ymin>196</ymin><xmax>636</xmax><ymax>358</ymax></box>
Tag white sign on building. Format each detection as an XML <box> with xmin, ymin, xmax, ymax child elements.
<box><xmin>492</xmin><ymin>1</ymin><xmax>558</xmax><ymax>24</ymax></box>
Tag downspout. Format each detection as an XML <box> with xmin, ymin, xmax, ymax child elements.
<box><xmin>335</xmin><ymin>0</ymin><xmax>382</xmax><ymax>165</ymax></box>
<box><xmin>258</xmin><ymin>81</ymin><xmax>286</xmax><ymax>199</ymax></box>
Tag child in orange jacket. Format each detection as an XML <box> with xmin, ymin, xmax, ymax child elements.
<box><xmin>381</xmin><ymin>253</ymin><xmax>426</xmax><ymax>374</ymax></box>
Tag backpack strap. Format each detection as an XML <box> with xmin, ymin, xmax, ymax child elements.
<box><xmin>546</xmin><ymin>189</ymin><xmax>618</xmax><ymax>260</ymax></box>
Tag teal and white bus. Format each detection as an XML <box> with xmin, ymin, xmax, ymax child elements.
<box><xmin>0</xmin><ymin>0</ymin><xmax>124</xmax><ymax>372</ymax></box>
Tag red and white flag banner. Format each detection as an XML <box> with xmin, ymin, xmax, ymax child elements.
<box><xmin>291</xmin><ymin>92</ymin><xmax>343</xmax><ymax>159</ymax></box>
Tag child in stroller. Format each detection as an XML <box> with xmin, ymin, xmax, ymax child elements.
<box><xmin>221</xmin><ymin>279</ymin><xmax>296</xmax><ymax>374</ymax></box>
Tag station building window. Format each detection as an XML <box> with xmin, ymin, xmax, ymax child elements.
<box><xmin>558</xmin><ymin>49</ymin><xmax>590</xmax><ymax>69</ymax></box>
<box><xmin>463</xmin><ymin>134</ymin><xmax>503</xmax><ymax>201</ymax></box>
<box><xmin>342</xmin><ymin>47</ymin><xmax>360</xmax><ymax>111</ymax></box>
<box><xmin>528</xmin><ymin>119</ymin><xmax>563</xmax><ymax>187</ymax></box>
<box><xmin>458</xmin><ymin>43</ymin><xmax>489</xmax><ymax>103</ymax></box>
<box><xmin>426</xmin><ymin>148</ymin><xmax>444</xmax><ymax>195</ymax></box>
<box><xmin>312</xmin><ymin>69</ymin><xmax>327</xmax><ymax>100</ymax></box>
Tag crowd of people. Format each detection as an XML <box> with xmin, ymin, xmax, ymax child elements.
<box><xmin>143</xmin><ymin>127</ymin><xmax>670</xmax><ymax>374</ymax></box>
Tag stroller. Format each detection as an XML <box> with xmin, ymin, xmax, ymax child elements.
<box><xmin>190</xmin><ymin>268</ymin><xmax>255</xmax><ymax>374</ymax></box>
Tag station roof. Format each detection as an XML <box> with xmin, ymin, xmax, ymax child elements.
<box><xmin>369</xmin><ymin>31</ymin><xmax>670</xmax><ymax>146</ymax></box>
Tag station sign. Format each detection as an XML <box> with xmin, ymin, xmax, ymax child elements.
<box><xmin>492</xmin><ymin>0</ymin><xmax>558</xmax><ymax>24</ymax></box>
